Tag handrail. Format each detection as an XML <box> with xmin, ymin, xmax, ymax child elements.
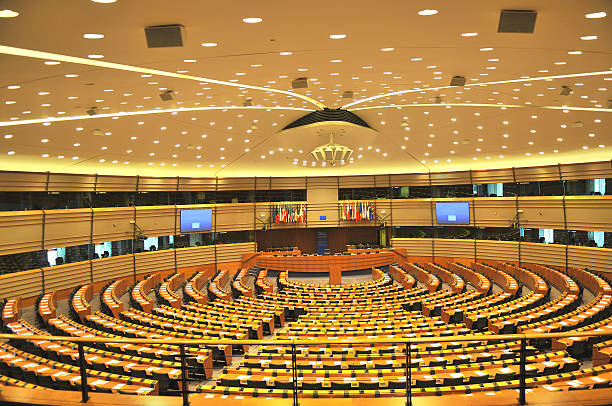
<box><xmin>3</xmin><ymin>329</ymin><xmax>612</xmax><ymax>346</ymax></box>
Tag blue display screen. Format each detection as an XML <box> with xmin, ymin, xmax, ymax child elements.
<box><xmin>180</xmin><ymin>208</ymin><xmax>213</xmax><ymax>232</ymax></box>
<box><xmin>435</xmin><ymin>202</ymin><xmax>470</xmax><ymax>225</ymax></box>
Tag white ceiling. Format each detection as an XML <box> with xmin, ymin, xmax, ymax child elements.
<box><xmin>0</xmin><ymin>0</ymin><xmax>610</xmax><ymax>177</ymax></box>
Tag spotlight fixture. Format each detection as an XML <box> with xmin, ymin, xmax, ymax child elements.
<box><xmin>242</xmin><ymin>99</ymin><xmax>253</xmax><ymax>107</ymax></box>
<box><xmin>311</xmin><ymin>132</ymin><xmax>353</xmax><ymax>166</ymax></box>
<box><xmin>86</xmin><ymin>107</ymin><xmax>98</xmax><ymax>116</ymax></box>
<box><xmin>159</xmin><ymin>90</ymin><xmax>174</xmax><ymax>101</ymax></box>
<box><xmin>560</xmin><ymin>86</ymin><xmax>572</xmax><ymax>96</ymax></box>
<box><xmin>434</xmin><ymin>96</ymin><xmax>443</xmax><ymax>104</ymax></box>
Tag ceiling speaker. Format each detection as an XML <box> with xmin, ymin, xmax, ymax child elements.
<box><xmin>450</xmin><ymin>76</ymin><xmax>466</xmax><ymax>86</ymax></box>
<box><xmin>160</xmin><ymin>90</ymin><xmax>174</xmax><ymax>101</ymax></box>
<box><xmin>291</xmin><ymin>77</ymin><xmax>308</xmax><ymax>89</ymax></box>
<box><xmin>498</xmin><ymin>10</ymin><xmax>537</xmax><ymax>33</ymax></box>
<box><xmin>145</xmin><ymin>24</ymin><xmax>184</xmax><ymax>48</ymax></box>
<box><xmin>87</xmin><ymin>107</ymin><xmax>98</xmax><ymax>116</ymax></box>
<box><xmin>243</xmin><ymin>99</ymin><xmax>253</xmax><ymax>107</ymax></box>
<box><xmin>560</xmin><ymin>86</ymin><xmax>572</xmax><ymax>96</ymax></box>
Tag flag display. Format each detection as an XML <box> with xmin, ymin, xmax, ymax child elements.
<box><xmin>271</xmin><ymin>202</ymin><xmax>307</xmax><ymax>224</ymax></box>
<box><xmin>340</xmin><ymin>201</ymin><xmax>375</xmax><ymax>222</ymax></box>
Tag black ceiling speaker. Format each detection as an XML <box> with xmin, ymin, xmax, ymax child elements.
<box><xmin>450</xmin><ymin>76</ymin><xmax>466</xmax><ymax>86</ymax></box>
<box><xmin>291</xmin><ymin>77</ymin><xmax>308</xmax><ymax>89</ymax></box>
<box><xmin>498</xmin><ymin>10</ymin><xmax>537</xmax><ymax>33</ymax></box>
<box><xmin>145</xmin><ymin>24</ymin><xmax>185</xmax><ymax>48</ymax></box>
<box><xmin>159</xmin><ymin>90</ymin><xmax>174</xmax><ymax>101</ymax></box>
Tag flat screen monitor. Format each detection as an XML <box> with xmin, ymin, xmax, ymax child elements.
<box><xmin>435</xmin><ymin>202</ymin><xmax>470</xmax><ymax>225</ymax></box>
<box><xmin>180</xmin><ymin>208</ymin><xmax>212</xmax><ymax>233</ymax></box>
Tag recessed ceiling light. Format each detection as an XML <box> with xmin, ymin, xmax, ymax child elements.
<box><xmin>461</xmin><ymin>32</ymin><xmax>478</xmax><ymax>37</ymax></box>
<box><xmin>64</xmin><ymin>74</ymin><xmax>79</xmax><ymax>77</ymax></box>
<box><xmin>83</xmin><ymin>33</ymin><xmax>104</xmax><ymax>39</ymax></box>
<box><xmin>91</xmin><ymin>0</ymin><xmax>117</xmax><ymax>3</ymax></box>
<box><xmin>580</xmin><ymin>35</ymin><xmax>598</xmax><ymax>40</ymax></box>
<box><xmin>585</xmin><ymin>11</ymin><xmax>606</xmax><ymax>18</ymax></box>
<box><xmin>418</xmin><ymin>9</ymin><xmax>438</xmax><ymax>15</ymax></box>
<box><xmin>5</xmin><ymin>101</ymin><xmax>16</xmax><ymax>104</ymax></box>
<box><xmin>479</xmin><ymin>47</ymin><xmax>494</xmax><ymax>51</ymax></box>
<box><xmin>381</xmin><ymin>47</ymin><xmax>395</xmax><ymax>51</ymax></box>
<box><xmin>279</xmin><ymin>51</ymin><xmax>293</xmax><ymax>55</ymax></box>
<box><xmin>242</xmin><ymin>17</ymin><xmax>262</xmax><ymax>23</ymax></box>
<box><xmin>4</xmin><ymin>134</ymin><xmax>13</xmax><ymax>139</ymax></box>
<box><xmin>7</xmin><ymin>150</ymin><xmax>14</xmax><ymax>155</ymax></box>
<box><xmin>568</xmin><ymin>50</ymin><xmax>582</xmax><ymax>55</ymax></box>
<box><xmin>41</xmin><ymin>138</ymin><xmax>49</xmax><ymax>143</ymax></box>
<box><xmin>201</xmin><ymin>42</ymin><xmax>218</xmax><ymax>47</ymax></box>
<box><xmin>0</xmin><ymin>9</ymin><xmax>19</xmax><ymax>18</ymax></box>
<box><xmin>330</xmin><ymin>59</ymin><xmax>342</xmax><ymax>63</ymax></box>
<box><xmin>183</xmin><ymin>59</ymin><xmax>196</xmax><ymax>63</ymax></box>
<box><xmin>44</xmin><ymin>61</ymin><xmax>60</xmax><ymax>65</ymax></box>
<box><xmin>329</xmin><ymin>34</ymin><xmax>346</xmax><ymax>39</ymax></box>
<box><xmin>87</xmin><ymin>54</ymin><xmax>104</xmax><ymax>58</ymax></box>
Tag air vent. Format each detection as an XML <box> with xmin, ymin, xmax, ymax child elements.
<box><xmin>291</xmin><ymin>77</ymin><xmax>308</xmax><ymax>89</ymax></box>
<box><xmin>282</xmin><ymin>108</ymin><xmax>371</xmax><ymax>130</ymax></box>
<box><xmin>498</xmin><ymin>10</ymin><xmax>537</xmax><ymax>33</ymax></box>
<box><xmin>450</xmin><ymin>76</ymin><xmax>466</xmax><ymax>86</ymax></box>
<box><xmin>145</xmin><ymin>24</ymin><xmax>184</xmax><ymax>48</ymax></box>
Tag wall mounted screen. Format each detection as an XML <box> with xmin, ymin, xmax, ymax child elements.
<box><xmin>180</xmin><ymin>208</ymin><xmax>213</xmax><ymax>233</ymax></box>
<box><xmin>435</xmin><ymin>202</ymin><xmax>470</xmax><ymax>225</ymax></box>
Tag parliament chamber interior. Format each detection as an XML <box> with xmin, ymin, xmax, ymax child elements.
<box><xmin>0</xmin><ymin>1</ymin><xmax>611</xmax><ymax>405</ymax></box>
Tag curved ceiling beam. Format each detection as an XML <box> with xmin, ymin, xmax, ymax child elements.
<box><xmin>342</xmin><ymin>70</ymin><xmax>612</xmax><ymax>109</ymax></box>
<box><xmin>351</xmin><ymin>103</ymin><xmax>612</xmax><ymax>113</ymax></box>
<box><xmin>0</xmin><ymin>105</ymin><xmax>313</xmax><ymax>127</ymax></box>
<box><xmin>0</xmin><ymin>45</ymin><xmax>327</xmax><ymax>110</ymax></box>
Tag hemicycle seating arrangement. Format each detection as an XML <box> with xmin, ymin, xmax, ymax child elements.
<box><xmin>0</xmin><ymin>257</ymin><xmax>611</xmax><ymax>402</ymax></box>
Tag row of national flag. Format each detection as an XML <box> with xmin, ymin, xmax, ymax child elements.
<box><xmin>340</xmin><ymin>201</ymin><xmax>375</xmax><ymax>222</ymax></box>
<box><xmin>272</xmin><ymin>203</ymin><xmax>307</xmax><ymax>224</ymax></box>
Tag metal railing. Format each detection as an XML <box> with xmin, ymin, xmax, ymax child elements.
<box><xmin>1</xmin><ymin>330</ymin><xmax>612</xmax><ymax>406</ymax></box>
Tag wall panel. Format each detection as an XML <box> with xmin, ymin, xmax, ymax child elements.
<box><xmin>471</xmin><ymin>168</ymin><xmax>515</xmax><ymax>184</ymax></box>
<box><xmin>92</xmin><ymin>207</ymin><xmax>134</xmax><ymax>244</ymax></box>
<box><xmin>44</xmin><ymin>209</ymin><xmax>92</xmax><ymax>249</ymax></box>
<box><xmin>136</xmin><ymin>206</ymin><xmax>177</xmax><ymax>237</ymax></box>
<box><xmin>96</xmin><ymin>175</ymin><xmax>138</xmax><ymax>192</ymax></box>
<box><xmin>476</xmin><ymin>240</ymin><xmax>519</xmax><ymax>262</ymax></box>
<box><xmin>389</xmin><ymin>199</ymin><xmax>432</xmax><ymax>227</ymax></box>
<box><xmin>565</xmin><ymin>196</ymin><xmax>612</xmax><ymax>231</ymax></box>
<box><xmin>0</xmin><ymin>210</ymin><xmax>43</xmax><ymax>255</ymax></box>
<box><xmin>271</xmin><ymin>177</ymin><xmax>306</xmax><ymax>190</ymax></box>
<box><xmin>435</xmin><ymin>239</ymin><xmax>475</xmax><ymax>260</ymax></box>
<box><xmin>44</xmin><ymin>261</ymin><xmax>91</xmax><ymax>292</ymax></box>
<box><xmin>473</xmin><ymin>198</ymin><xmax>517</xmax><ymax>228</ymax></box>
<box><xmin>390</xmin><ymin>172</ymin><xmax>430</xmax><ymax>187</ymax></box>
<box><xmin>215</xmin><ymin>204</ymin><xmax>255</xmax><ymax>232</ymax></box>
<box><xmin>178</xmin><ymin>177</ymin><xmax>217</xmax><ymax>192</ymax></box>
<box><xmin>561</xmin><ymin>161</ymin><xmax>612</xmax><ymax>181</ymax></box>
<box><xmin>0</xmin><ymin>269</ymin><xmax>42</xmax><ymax>299</ymax></box>
<box><xmin>339</xmin><ymin>175</ymin><xmax>373</xmax><ymax>188</ymax></box>
<box><xmin>216</xmin><ymin>242</ymin><xmax>256</xmax><ymax>263</ymax></box>
<box><xmin>0</xmin><ymin>171</ymin><xmax>48</xmax><ymax>191</ymax></box>
<box><xmin>47</xmin><ymin>173</ymin><xmax>96</xmax><ymax>192</ymax></box>
<box><xmin>92</xmin><ymin>254</ymin><xmax>134</xmax><ymax>283</ymax></box>
<box><xmin>515</xmin><ymin>165</ymin><xmax>560</xmax><ymax>182</ymax></box>
<box><xmin>134</xmin><ymin>250</ymin><xmax>174</xmax><ymax>274</ymax></box>
<box><xmin>568</xmin><ymin>246</ymin><xmax>612</xmax><ymax>274</ymax></box>
<box><xmin>521</xmin><ymin>242</ymin><xmax>566</xmax><ymax>267</ymax></box>
<box><xmin>391</xmin><ymin>238</ymin><xmax>433</xmax><ymax>257</ymax></box>
<box><xmin>430</xmin><ymin>170</ymin><xmax>471</xmax><ymax>186</ymax></box>
<box><xmin>137</xmin><ymin>177</ymin><xmax>178</xmax><ymax>192</ymax></box>
<box><xmin>218</xmin><ymin>177</ymin><xmax>255</xmax><ymax>191</ymax></box>
<box><xmin>176</xmin><ymin>245</ymin><xmax>215</xmax><ymax>269</ymax></box>
<box><xmin>518</xmin><ymin>197</ymin><xmax>565</xmax><ymax>229</ymax></box>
